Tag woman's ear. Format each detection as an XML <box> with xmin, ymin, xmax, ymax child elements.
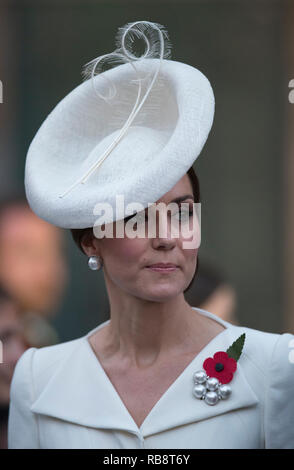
<box><xmin>80</xmin><ymin>229</ymin><xmax>100</xmax><ymax>257</ymax></box>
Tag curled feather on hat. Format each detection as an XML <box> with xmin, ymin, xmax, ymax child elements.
<box><xmin>59</xmin><ymin>20</ymin><xmax>172</xmax><ymax>198</ymax></box>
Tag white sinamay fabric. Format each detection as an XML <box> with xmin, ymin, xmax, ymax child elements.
<box><xmin>25</xmin><ymin>57</ymin><xmax>214</xmax><ymax>228</ymax></box>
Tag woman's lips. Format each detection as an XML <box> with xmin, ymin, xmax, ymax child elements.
<box><xmin>145</xmin><ymin>264</ymin><xmax>179</xmax><ymax>273</ymax></box>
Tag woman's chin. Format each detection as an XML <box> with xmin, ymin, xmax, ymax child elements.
<box><xmin>135</xmin><ymin>284</ymin><xmax>184</xmax><ymax>302</ymax></box>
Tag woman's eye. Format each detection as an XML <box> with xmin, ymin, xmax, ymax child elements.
<box><xmin>124</xmin><ymin>212</ymin><xmax>147</xmax><ymax>224</ymax></box>
<box><xmin>173</xmin><ymin>210</ymin><xmax>193</xmax><ymax>221</ymax></box>
<box><xmin>124</xmin><ymin>209</ymin><xmax>193</xmax><ymax>225</ymax></box>
<box><xmin>123</xmin><ymin>215</ymin><xmax>133</xmax><ymax>223</ymax></box>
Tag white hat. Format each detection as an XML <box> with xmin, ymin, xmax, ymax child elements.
<box><xmin>24</xmin><ymin>21</ymin><xmax>215</xmax><ymax>229</ymax></box>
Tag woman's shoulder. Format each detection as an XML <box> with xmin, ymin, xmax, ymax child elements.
<box><xmin>232</xmin><ymin>324</ymin><xmax>294</xmax><ymax>449</ymax></box>
<box><xmin>11</xmin><ymin>318</ymin><xmax>112</xmax><ymax>398</ymax></box>
<box><xmin>220</xmin><ymin>319</ymin><xmax>294</xmax><ymax>421</ymax></box>
<box><xmin>14</xmin><ymin>319</ymin><xmax>110</xmax><ymax>379</ymax></box>
<box><xmin>225</xmin><ymin>320</ymin><xmax>294</xmax><ymax>373</ymax></box>
<box><xmin>195</xmin><ymin>307</ymin><xmax>293</xmax><ymax>368</ymax></box>
<box><xmin>231</xmin><ymin>322</ymin><xmax>294</xmax><ymax>448</ymax></box>
<box><xmin>11</xmin><ymin>333</ymin><xmax>88</xmax><ymax>396</ymax></box>
<box><xmin>231</xmin><ymin>321</ymin><xmax>290</xmax><ymax>350</ymax></box>
<box><xmin>195</xmin><ymin>307</ymin><xmax>293</xmax><ymax>387</ymax></box>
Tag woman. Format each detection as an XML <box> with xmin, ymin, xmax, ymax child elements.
<box><xmin>8</xmin><ymin>21</ymin><xmax>294</xmax><ymax>449</ymax></box>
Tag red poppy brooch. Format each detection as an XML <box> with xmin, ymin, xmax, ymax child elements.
<box><xmin>192</xmin><ymin>333</ymin><xmax>246</xmax><ymax>406</ymax></box>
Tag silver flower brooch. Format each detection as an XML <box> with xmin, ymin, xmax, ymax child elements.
<box><xmin>192</xmin><ymin>333</ymin><xmax>246</xmax><ymax>406</ymax></box>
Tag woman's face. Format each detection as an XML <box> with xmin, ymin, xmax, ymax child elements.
<box><xmin>89</xmin><ymin>174</ymin><xmax>199</xmax><ymax>302</ymax></box>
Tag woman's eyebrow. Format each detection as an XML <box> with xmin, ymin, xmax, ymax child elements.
<box><xmin>170</xmin><ymin>194</ymin><xmax>194</xmax><ymax>204</ymax></box>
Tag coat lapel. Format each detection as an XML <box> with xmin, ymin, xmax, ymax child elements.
<box><xmin>140</xmin><ymin>327</ymin><xmax>259</xmax><ymax>437</ymax></box>
<box><xmin>30</xmin><ymin>322</ymin><xmax>259</xmax><ymax>438</ymax></box>
<box><xmin>30</xmin><ymin>336</ymin><xmax>140</xmax><ymax>436</ymax></box>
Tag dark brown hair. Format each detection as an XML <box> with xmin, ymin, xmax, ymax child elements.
<box><xmin>183</xmin><ymin>165</ymin><xmax>200</xmax><ymax>293</ymax></box>
<box><xmin>70</xmin><ymin>165</ymin><xmax>200</xmax><ymax>293</ymax></box>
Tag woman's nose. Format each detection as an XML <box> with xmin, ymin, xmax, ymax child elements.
<box><xmin>151</xmin><ymin>212</ymin><xmax>177</xmax><ymax>249</ymax></box>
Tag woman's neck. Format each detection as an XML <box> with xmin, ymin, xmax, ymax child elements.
<box><xmin>90</xmin><ymin>293</ymin><xmax>224</xmax><ymax>370</ymax></box>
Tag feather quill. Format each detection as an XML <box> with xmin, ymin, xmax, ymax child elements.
<box><xmin>59</xmin><ymin>21</ymin><xmax>172</xmax><ymax>198</ymax></box>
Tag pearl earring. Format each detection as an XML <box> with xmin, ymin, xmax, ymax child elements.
<box><xmin>88</xmin><ymin>255</ymin><xmax>103</xmax><ymax>271</ymax></box>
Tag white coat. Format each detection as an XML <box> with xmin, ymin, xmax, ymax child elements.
<box><xmin>7</xmin><ymin>308</ymin><xmax>294</xmax><ymax>449</ymax></box>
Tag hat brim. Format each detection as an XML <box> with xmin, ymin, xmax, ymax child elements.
<box><xmin>24</xmin><ymin>58</ymin><xmax>214</xmax><ymax>228</ymax></box>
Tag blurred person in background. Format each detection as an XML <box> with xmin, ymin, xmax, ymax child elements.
<box><xmin>185</xmin><ymin>260</ymin><xmax>238</xmax><ymax>325</ymax></box>
<box><xmin>0</xmin><ymin>285</ymin><xmax>29</xmax><ymax>448</ymax></box>
<box><xmin>0</xmin><ymin>197</ymin><xmax>68</xmax><ymax>347</ymax></box>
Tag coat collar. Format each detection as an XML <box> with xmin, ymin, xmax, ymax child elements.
<box><xmin>30</xmin><ymin>310</ymin><xmax>259</xmax><ymax>438</ymax></box>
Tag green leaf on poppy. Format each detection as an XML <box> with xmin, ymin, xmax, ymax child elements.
<box><xmin>226</xmin><ymin>333</ymin><xmax>246</xmax><ymax>362</ymax></box>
